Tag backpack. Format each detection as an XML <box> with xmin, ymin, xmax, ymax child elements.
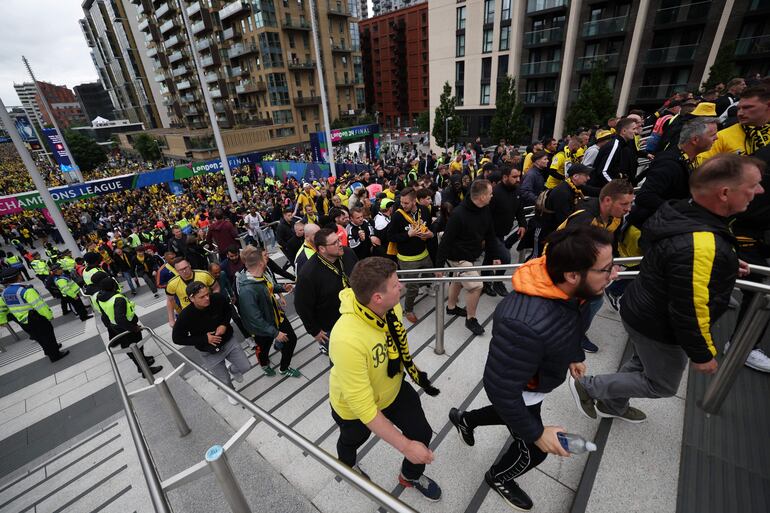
<box><xmin>646</xmin><ymin>114</ymin><xmax>673</xmax><ymax>153</ymax></box>
<box><xmin>535</xmin><ymin>188</ymin><xmax>554</xmax><ymax>216</ymax></box>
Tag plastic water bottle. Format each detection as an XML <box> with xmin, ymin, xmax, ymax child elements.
<box><xmin>557</xmin><ymin>432</ymin><xmax>597</xmax><ymax>454</ymax></box>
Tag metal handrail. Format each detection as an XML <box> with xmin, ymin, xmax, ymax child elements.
<box><xmin>395</xmin><ymin>257</ymin><xmax>644</xmax><ymax>275</ymax></box>
<box><xmin>104</xmin><ymin>338</ymin><xmax>173</xmax><ymax>512</ymax></box>
<box><xmin>142</xmin><ymin>327</ymin><xmax>420</xmax><ymax>513</ymax></box>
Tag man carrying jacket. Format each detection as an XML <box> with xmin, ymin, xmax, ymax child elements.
<box><xmin>436</xmin><ymin>179</ymin><xmax>501</xmax><ymax>336</ymax></box>
<box><xmin>570</xmin><ymin>154</ymin><xmax>764</xmax><ymax>423</ymax></box>
<box><xmin>448</xmin><ymin>225</ymin><xmax>614</xmax><ymax>511</ymax></box>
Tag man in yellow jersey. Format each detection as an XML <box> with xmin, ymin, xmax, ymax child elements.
<box><xmin>545</xmin><ymin>136</ymin><xmax>583</xmax><ymax>189</ymax></box>
<box><xmin>165</xmin><ymin>257</ymin><xmax>219</xmax><ymax>327</ymax></box>
<box><xmin>329</xmin><ymin>257</ymin><xmax>441</xmax><ymax>500</ymax></box>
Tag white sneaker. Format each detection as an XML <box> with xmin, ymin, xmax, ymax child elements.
<box><xmin>230</xmin><ymin>371</ymin><xmax>244</xmax><ymax>383</ymax></box>
<box><xmin>227</xmin><ymin>395</ymin><xmax>239</xmax><ymax>406</ymax></box>
<box><xmin>745</xmin><ymin>348</ymin><xmax>770</xmax><ymax>373</ymax></box>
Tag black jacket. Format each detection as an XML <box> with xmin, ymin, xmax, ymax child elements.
<box><xmin>294</xmin><ymin>248</ymin><xmax>358</xmax><ymax>336</ymax></box>
<box><xmin>387</xmin><ymin>205</ymin><xmax>431</xmax><ymax>258</ymax></box>
<box><xmin>172</xmin><ymin>293</ymin><xmax>234</xmax><ymax>353</ymax></box>
<box><xmin>276</xmin><ymin>218</ymin><xmax>294</xmax><ymax>249</ymax></box>
<box><xmin>490</xmin><ymin>182</ymin><xmax>527</xmax><ymax>238</ymax></box>
<box><xmin>621</xmin><ymin>200</ymin><xmax>738</xmax><ymax>363</ymax></box>
<box><xmin>436</xmin><ymin>196</ymin><xmax>498</xmax><ymax>267</ymax></box>
<box><xmin>484</xmin><ymin>269</ymin><xmax>586</xmax><ymax>443</ymax></box>
<box><xmin>627</xmin><ymin>149</ymin><xmax>691</xmax><ymax>229</ymax></box>
<box><xmin>542</xmin><ymin>179</ymin><xmax>584</xmax><ymax>233</ymax></box>
<box><xmin>589</xmin><ymin>135</ymin><xmax>638</xmax><ymax>187</ymax></box>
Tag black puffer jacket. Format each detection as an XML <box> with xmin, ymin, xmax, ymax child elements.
<box><xmin>484</xmin><ymin>257</ymin><xmax>586</xmax><ymax>443</ymax></box>
<box><xmin>621</xmin><ymin>199</ymin><xmax>738</xmax><ymax>363</ymax></box>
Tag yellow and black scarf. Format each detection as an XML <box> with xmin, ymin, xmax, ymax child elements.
<box><xmin>680</xmin><ymin>150</ymin><xmax>698</xmax><ymax>175</ymax></box>
<box><xmin>251</xmin><ymin>274</ymin><xmax>285</xmax><ymax>328</ymax></box>
<box><xmin>352</xmin><ymin>297</ymin><xmax>440</xmax><ymax>396</ymax></box>
<box><xmin>566</xmin><ymin>179</ymin><xmax>585</xmax><ymax>208</ymax></box>
<box><xmin>742</xmin><ymin>124</ymin><xmax>770</xmax><ymax>155</ymax></box>
<box><xmin>318</xmin><ymin>254</ymin><xmax>350</xmax><ymax>288</ymax></box>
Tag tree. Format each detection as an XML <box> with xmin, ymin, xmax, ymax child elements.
<box><xmin>415</xmin><ymin>111</ymin><xmax>430</xmax><ymax>132</ymax></box>
<box><xmin>701</xmin><ymin>42</ymin><xmax>737</xmax><ymax>92</ymax></box>
<box><xmin>565</xmin><ymin>61</ymin><xmax>616</xmax><ymax>134</ymax></box>
<box><xmin>133</xmin><ymin>132</ymin><xmax>162</xmax><ymax>161</ymax></box>
<box><xmin>62</xmin><ymin>129</ymin><xmax>107</xmax><ymax>172</ymax></box>
<box><xmin>432</xmin><ymin>82</ymin><xmax>462</xmax><ymax>150</ymax></box>
<box><xmin>490</xmin><ymin>76</ymin><xmax>530</xmax><ymax>145</ymax></box>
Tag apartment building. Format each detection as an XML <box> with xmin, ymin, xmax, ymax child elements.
<box><xmin>371</xmin><ymin>0</ymin><xmax>425</xmax><ymax>18</ymax></box>
<box><xmin>359</xmin><ymin>2</ymin><xmax>429</xmax><ymax>130</ymax></box>
<box><xmin>13</xmin><ymin>83</ymin><xmax>45</xmax><ymax>128</ymax></box>
<box><xmin>81</xmin><ymin>0</ymin><xmax>168</xmax><ymax>129</ymax></box>
<box><xmin>429</xmin><ymin>0</ymin><xmax>770</xmax><ymax>144</ymax></box>
<box><xmin>109</xmin><ymin>0</ymin><xmax>366</xmax><ymax>157</ymax></box>
<box><xmin>14</xmin><ymin>82</ymin><xmax>88</xmax><ymax>130</ymax></box>
<box><xmin>74</xmin><ymin>82</ymin><xmax>117</xmax><ymax>122</ymax></box>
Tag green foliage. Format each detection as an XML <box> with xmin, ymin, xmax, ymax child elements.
<box><xmin>133</xmin><ymin>133</ymin><xmax>162</xmax><ymax>161</ymax></box>
<box><xmin>330</xmin><ymin>113</ymin><xmax>375</xmax><ymax>130</ymax></box>
<box><xmin>415</xmin><ymin>111</ymin><xmax>430</xmax><ymax>132</ymax></box>
<box><xmin>565</xmin><ymin>61</ymin><xmax>616</xmax><ymax>134</ymax></box>
<box><xmin>432</xmin><ymin>82</ymin><xmax>462</xmax><ymax>150</ymax></box>
<box><xmin>701</xmin><ymin>42</ymin><xmax>737</xmax><ymax>92</ymax></box>
<box><xmin>62</xmin><ymin>129</ymin><xmax>107</xmax><ymax>172</ymax></box>
<box><xmin>490</xmin><ymin>76</ymin><xmax>530</xmax><ymax>145</ymax></box>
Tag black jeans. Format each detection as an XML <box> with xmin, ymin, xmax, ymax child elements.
<box><xmin>331</xmin><ymin>380</ymin><xmax>432</xmax><ymax>480</ymax></box>
<box><xmin>464</xmin><ymin>403</ymin><xmax>547</xmax><ymax>483</ymax></box>
<box><xmin>20</xmin><ymin>311</ymin><xmax>61</xmax><ymax>360</ymax></box>
<box><xmin>254</xmin><ymin>317</ymin><xmax>297</xmax><ymax>371</ymax></box>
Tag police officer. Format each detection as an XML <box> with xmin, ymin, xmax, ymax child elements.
<box><xmin>50</xmin><ymin>264</ymin><xmax>93</xmax><ymax>322</ymax></box>
<box><xmin>82</xmin><ymin>252</ymin><xmax>105</xmax><ymax>294</ymax></box>
<box><xmin>0</xmin><ymin>268</ymin><xmax>69</xmax><ymax>362</ymax></box>
<box><xmin>95</xmin><ymin>277</ymin><xmax>162</xmax><ymax>375</ymax></box>
<box><xmin>57</xmin><ymin>249</ymin><xmax>77</xmax><ymax>275</ymax></box>
<box><xmin>29</xmin><ymin>251</ymin><xmax>50</xmax><ymax>285</ymax></box>
<box><xmin>0</xmin><ymin>250</ymin><xmax>30</xmax><ymax>281</ymax></box>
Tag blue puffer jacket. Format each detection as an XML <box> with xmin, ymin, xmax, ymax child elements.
<box><xmin>483</xmin><ymin>257</ymin><xmax>587</xmax><ymax>443</ymax></box>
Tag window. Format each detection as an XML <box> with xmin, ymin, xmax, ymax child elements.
<box><xmin>456</xmin><ymin>6</ymin><xmax>466</xmax><ymax>30</ymax></box>
<box><xmin>456</xmin><ymin>34</ymin><xmax>465</xmax><ymax>57</ymax></box>
<box><xmin>456</xmin><ymin>85</ymin><xmax>464</xmax><ymax>106</ymax></box>
<box><xmin>497</xmin><ymin>55</ymin><xmax>509</xmax><ymax>79</ymax></box>
<box><xmin>267</xmin><ymin>72</ymin><xmax>290</xmax><ymax>105</ymax></box>
<box><xmin>481</xmin><ymin>57</ymin><xmax>492</xmax><ymax>80</ymax></box>
<box><xmin>259</xmin><ymin>32</ymin><xmax>284</xmax><ymax>68</ymax></box>
<box><xmin>480</xmin><ymin>84</ymin><xmax>491</xmax><ymax>105</ymax></box>
<box><xmin>499</xmin><ymin>26</ymin><xmax>510</xmax><ymax>50</ymax></box>
<box><xmin>455</xmin><ymin>61</ymin><xmax>465</xmax><ymax>83</ymax></box>
<box><xmin>482</xmin><ymin>29</ymin><xmax>493</xmax><ymax>53</ymax></box>
<box><xmin>273</xmin><ymin>109</ymin><xmax>293</xmax><ymax>124</ymax></box>
<box><xmin>484</xmin><ymin>0</ymin><xmax>495</xmax><ymax>25</ymax></box>
<box><xmin>501</xmin><ymin>0</ymin><xmax>511</xmax><ymax>20</ymax></box>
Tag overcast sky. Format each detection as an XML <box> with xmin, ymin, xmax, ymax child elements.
<box><xmin>0</xmin><ymin>0</ymin><xmax>98</xmax><ymax>107</ymax></box>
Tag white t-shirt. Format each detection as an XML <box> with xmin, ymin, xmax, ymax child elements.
<box><xmin>244</xmin><ymin>213</ymin><xmax>263</xmax><ymax>237</ymax></box>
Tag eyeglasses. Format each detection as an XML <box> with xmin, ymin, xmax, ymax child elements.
<box><xmin>323</xmin><ymin>239</ymin><xmax>342</xmax><ymax>246</ymax></box>
<box><xmin>589</xmin><ymin>265</ymin><xmax>614</xmax><ymax>276</ymax></box>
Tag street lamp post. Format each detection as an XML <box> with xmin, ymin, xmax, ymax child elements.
<box><xmin>444</xmin><ymin>116</ymin><xmax>453</xmax><ymax>159</ymax></box>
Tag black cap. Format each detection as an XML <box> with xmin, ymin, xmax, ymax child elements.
<box><xmin>569</xmin><ymin>164</ymin><xmax>592</xmax><ymax>177</ymax></box>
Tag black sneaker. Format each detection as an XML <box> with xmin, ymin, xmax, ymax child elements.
<box><xmin>398</xmin><ymin>473</ymin><xmax>442</xmax><ymax>502</ymax></box>
<box><xmin>446</xmin><ymin>305</ymin><xmax>468</xmax><ymax>317</ymax></box>
<box><xmin>466</xmin><ymin>317</ymin><xmax>485</xmax><ymax>336</ymax></box>
<box><xmin>50</xmin><ymin>350</ymin><xmax>70</xmax><ymax>362</ymax></box>
<box><xmin>492</xmin><ymin>282</ymin><xmax>508</xmax><ymax>297</ymax></box>
<box><xmin>149</xmin><ymin>365</ymin><xmax>163</xmax><ymax>375</ymax></box>
<box><xmin>448</xmin><ymin>408</ymin><xmax>475</xmax><ymax>446</ymax></box>
<box><xmin>485</xmin><ymin>471</ymin><xmax>533</xmax><ymax>511</ymax></box>
<box><xmin>482</xmin><ymin>283</ymin><xmax>497</xmax><ymax>297</ymax></box>
<box><xmin>581</xmin><ymin>337</ymin><xmax>599</xmax><ymax>353</ymax></box>
<box><xmin>596</xmin><ymin>401</ymin><xmax>647</xmax><ymax>423</ymax></box>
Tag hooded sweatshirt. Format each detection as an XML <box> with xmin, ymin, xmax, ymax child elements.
<box><xmin>620</xmin><ymin>199</ymin><xmax>738</xmax><ymax>363</ymax></box>
<box><xmin>483</xmin><ymin>257</ymin><xmax>586</xmax><ymax>443</ymax></box>
<box><xmin>206</xmin><ymin>218</ymin><xmax>239</xmax><ymax>253</ymax></box>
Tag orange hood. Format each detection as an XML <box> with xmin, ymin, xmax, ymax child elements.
<box><xmin>511</xmin><ymin>256</ymin><xmax>570</xmax><ymax>300</ymax></box>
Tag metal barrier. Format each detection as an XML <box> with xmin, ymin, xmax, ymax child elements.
<box><xmin>105</xmin><ymin>326</ymin><xmax>420</xmax><ymax>513</ymax></box>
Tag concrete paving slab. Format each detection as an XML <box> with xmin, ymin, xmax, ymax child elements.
<box><xmin>1</xmin><ymin>396</ymin><xmax>60</xmax><ymax>441</ymax></box>
<box><xmin>26</xmin><ymin>371</ymin><xmax>88</xmax><ymax>411</ymax></box>
<box><xmin>59</xmin><ymin>371</ymin><xmax>115</xmax><ymax>409</ymax></box>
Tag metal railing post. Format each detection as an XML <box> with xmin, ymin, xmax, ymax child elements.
<box><xmin>205</xmin><ymin>445</ymin><xmax>252</xmax><ymax>513</ymax></box>
<box><xmin>701</xmin><ymin>292</ymin><xmax>770</xmax><ymax>414</ymax></box>
<box><xmin>155</xmin><ymin>376</ymin><xmax>192</xmax><ymax>437</ymax></box>
<box><xmin>131</xmin><ymin>343</ymin><xmax>157</xmax><ymax>385</ymax></box>
<box><xmin>434</xmin><ymin>282</ymin><xmax>446</xmax><ymax>355</ymax></box>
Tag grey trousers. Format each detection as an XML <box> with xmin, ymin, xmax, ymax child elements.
<box><xmin>579</xmin><ymin>319</ymin><xmax>689</xmax><ymax>415</ymax></box>
<box><xmin>397</xmin><ymin>254</ymin><xmax>433</xmax><ymax>313</ymax></box>
<box><xmin>199</xmin><ymin>338</ymin><xmax>252</xmax><ymax>389</ymax></box>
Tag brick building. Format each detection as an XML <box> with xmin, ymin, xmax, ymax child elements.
<box><xmin>36</xmin><ymin>81</ymin><xmax>87</xmax><ymax>129</ymax></box>
<box><xmin>360</xmin><ymin>3</ymin><xmax>429</xmax><ymax>131</ymax></box>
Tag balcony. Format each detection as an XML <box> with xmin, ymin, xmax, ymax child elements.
<box><xmin>159</xmin><ymin>19</ymin><xmax>178</xmax><ymax>35</ymax></box>
<box><xmin>331</xmin><ymin>43</ymin><xmax>352</xmax><ymax>53</ymax></box>
<box><xmin>222</xmin><ymin>27</ymin><xmax>241</xmax><ymax>40</ymax></box>
<box><xmin>520</xmin><ymin>59</ymin><xmax>561</xmax><ymax>76</ymax></box>
<box><xmin>196</xmin><ymin>38</ymin><xmax>213</xmax><ymax>51</ymax></box>
<box><xmin>295</xmin><ymin>96</ymin><xmax>322</xmax><ymax>106</ymax></box>
<box><xmin>146</xmin><ymin>45</ymin><xmax>158</xmax><ymax>58</ymax></box>
<box><xmin>227</xmin><ymin>42</ymin><xmax>257</xmax><ymax>59</ymax></box>
<box><xmin>166</xmin><ymin>35</ymin><xmax>183</xmax><ymax>48</ymax></box>
<box><xmin>654</xmin><ymin>1</ymin><xmax>710</xmax><ymax>25</ymax></box>
<box><xmin>526</xmin><ymin>0</ymin><xmax>567</xmax><ymax>14</ymax></box>
<box><xmin>637</xmin><ymin>83</ymin><xmax>689</xmax><ymax>100</ymax></box>
<box><xmin>184</xmin><ymin>107</ymin><xmax>202</xmax><ymax>117</ymax></box>
<box><xmin>576</xmin><ymin>53</ymin><xmax>620</xmax><ymax>71</ymax></box>
<box><xmin>521</xmin><ymin>91</ymin><xmax>555</xmax><ymax>104</ymax></box>
<box><xmin>735</xmin><ymin>34</ymin><xmax>770</xmax><ymax>56</ymax></box>
<box><xmin>171</xmin><ymin>66</ymin><xmax>190</xmax><ymax>78</ymax></box>
<box><xmin>288</xmin><ymin>60</ymin><xmax>315</xmax><ymax>70</ymax></box>
<box><xmin>138</xmin><ymin>18</ymin><xmax>149</xmax><ymax>32</ymax></box>
<box><xmin>153</xmin><ymin>73</ymin><xmax>168</xmax><ymax>83</ymax></box>
<box><xmin>192</xmin><ymin>17</ymin><xmax>212</xmax><ymax>35</ymax></box>
<box><xmin>229</xmin><ymin>66</ymin><xmax>245</xmax><ymax>77</ymax></box>
<box><xmin>177</xmin><ymin>80</ymin><xmax>192</xmax><ymax>90</ymax></box>
<box><xmin>214</xmin><ymin>102</ymin><xmax>227</xmax><ymax>113</ymax></box>
<box><xmin>209</xmin><ymin>88</ymin><xmax>223</xmax><ymax>99</ymax></box>
<box><xmin>180</xmin><ymin>93</ymin><xmax>198</xmax><ymax>103</ymax></box>
<box><xmin>523</xmin><ymin>26</ymin><xmax>564</xmax><ymax>46</ymax></box>
<box><xmin>327</xmin><ymin>2</ymin><xmax>351</xmax><ymax>17</ymax></box>
<box><xmin>204</xmin><ymin>71</ymin><xmax>220</xmax><ymax>83</ymax></box>
<box><xmin>646</xmin><ymin>44</ymin><xmax>698</xmax><ymax>64</ymax></box>
<box><xmin>220</xmin><ymin>0</ymin><xmax>250</xmax><ymax>20</ymax></box>
<box><xmin>583</xmin><ymin>15</ymin><xmax>627</xmax><ymax>37</ymax></box>
<box><xmin>336</xmin><ymin>78</ymin><xmax>362</xmax><ymax>87</ymax></box>
<box><xmin>200</xmin><ymin>54</ymin><xmax>219</xmax><ymax>67</ymax></box>
<box><xmin>168</xmin><ymin>50</ymin><xmax>186</xmax><ymax>64</ymax></box>
<box><xmin>155</xmin><ymin>2</ymin><xmax>172</xmax><ymax>19</ymax></box>
<box><xmin>187</xmin><ymin>2</ymin><xmax>202</xmax><ymax>17</ymax></box>
<box><xmin>282</xmin><ymin>18</ymin><xmax>311</xmax><ymax>30</ymax></box>
<box><xmin>236</xmin><ymin>81</ymin><xmax>267</xmax><ymax>94</ymax></box>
